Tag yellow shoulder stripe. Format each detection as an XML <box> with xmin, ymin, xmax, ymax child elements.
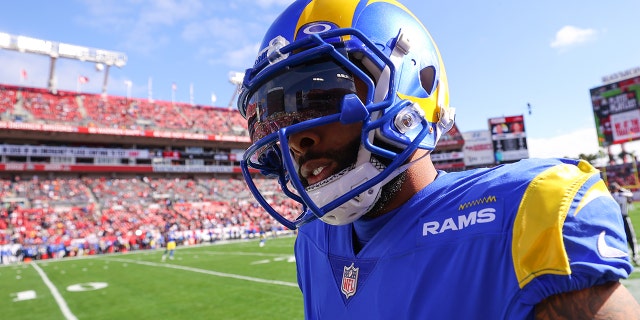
<box><xmin>512</xmin><ymin>160</ymin><xmax>600</xmax><ymax>288</ymax></box>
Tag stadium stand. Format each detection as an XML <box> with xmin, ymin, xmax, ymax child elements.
<box><xmin>0</xmin><ymin>83</ymin><xmax>293</xmax><ymax>265</ymax></box>
<box><xmin>0</xmin><ymin>84</ymin><xmax>247</xmax><ymax>135</ymax></box>
<box><xmin>0</xmin><ymin>174</ymin><xmax>296</xmax><ymax>264</ymax></box>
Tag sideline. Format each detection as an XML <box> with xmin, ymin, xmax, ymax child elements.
<box><xmin>105</xmin><ymin>257</ymin><xmax>298</xmax><ymax>287</ymax></box>
<box><xmin>1</xmin><ymin>235</ymin><xmax>297</xmax><ymax>269</ymax></box>
<box><xmin>31</xmin><ymin>263</ymin><xmax>78</xmax><ymax>320</ymax></box>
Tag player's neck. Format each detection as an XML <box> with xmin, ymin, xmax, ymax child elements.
<box><xmin>376</xmin><ymin>151</ymin><xmax>437</xmax><ymax>216</ymax></box>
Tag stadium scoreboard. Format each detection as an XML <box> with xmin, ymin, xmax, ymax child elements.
<box><xmin>590</xmin><ymin>71</ymin><xmax>640</xmax><ymax>147</ymax></box>
<box><xmin>487</xmin><ymin>115</ymin><xmax>528</xmax><ymax>164</ymax></box>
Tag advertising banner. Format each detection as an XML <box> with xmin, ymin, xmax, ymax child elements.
<box><xmin>488</xmin><ymin>115</ymin><xmax>528</xmax><ymax>163</ymax></box>
<box><xmin>462</xmin><ymin>130</ymin><xmax>495</xmax><ymax>166</ymax></box>
<box><xmin>590</xmin><ymin>75</ymin><xmax>640</xmax><ymax>146</ymax></box>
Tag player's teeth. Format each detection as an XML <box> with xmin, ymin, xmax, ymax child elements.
<box><xmin>313</xmin><ymin>167</ymin><xmax>324</xmax><ymax>176</ymax></box>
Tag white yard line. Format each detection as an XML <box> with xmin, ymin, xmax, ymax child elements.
<box><xmin>180</xmin><ymin>250</ymin><xmax>293</xmax><ymax>257</ymax></box>
<box><xmin>106</xmin><ymin>257</ymin><xmax>298</xmax><ymax>287</ymax></box>
<box><xmin>31</xmin><ymin>263</ymin><xmax>78</xmax><ymax>320</ymax></box>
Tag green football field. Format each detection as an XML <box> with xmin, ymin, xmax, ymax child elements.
<box><xmin>4</xmin><ymin>207</ymin><xmax>640</xmax><ymax>320</ymax></box>
<box><xmin>627</xmin><ymin>203</ymin><xmax>640</xmax><ymax>281</ymax></box>
<box><xmin>1</xmin><ymin>236</ymin><xmax>303</xmax><ymax>320</ymax></box>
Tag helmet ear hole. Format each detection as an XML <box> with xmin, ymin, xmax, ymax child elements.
<box><xmin>420</xmin><ymin>66</ymin><xmax>436</xmax><ymax>95</ymax></box>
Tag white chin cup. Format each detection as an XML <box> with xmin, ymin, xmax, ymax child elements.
<box><xmin>307</xmin><ymin>160</ymin><xmax>383</xmax><ymax>225</ymax></box>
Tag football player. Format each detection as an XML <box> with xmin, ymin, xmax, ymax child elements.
<box><xmin>237</xmin><ymin>0</ymin><xmax>640</xmax><ymax>318</ymax></box>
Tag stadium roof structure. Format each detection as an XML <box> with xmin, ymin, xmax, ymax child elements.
<box><xmin>0</xmin><ymin>31</ymin><xmax>127</xmax><ymax>95</ymax></box>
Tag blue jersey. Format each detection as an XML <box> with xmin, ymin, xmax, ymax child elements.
<box><xmin>295</xmin><ymin>158</ymin><xmax>633</xmax><ymax>319</ymax></box>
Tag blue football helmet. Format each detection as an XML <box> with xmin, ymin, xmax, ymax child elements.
<box><xmin>237</xmin><ymin>0</ymin><xmax>454</xmax><ymax>229</ymax></box>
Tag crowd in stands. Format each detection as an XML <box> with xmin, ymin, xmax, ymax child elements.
<box><xmin>0</xmin><ymin>84</ymin><xmax>247</xmax><ymax>136</ymax></box>
<box><xmin>604</xmin><ymin>162</ymin><xmax>640</xmax><ymax>190</ymax></box>
<box><xmin>0</xmin><ymin>175</ymin><xmax>299</xmax><ymax>265</ymax></box>
<box><xmin>0</xmin><ymin>83</ymin><xmax>297</xmax><ymax>265</ymax></box>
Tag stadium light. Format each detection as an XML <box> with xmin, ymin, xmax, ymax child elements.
<box><xmin>0</xmin><ymin>32</ymin><xmax>127</xmax><ymax>94</ymax></box>
<box><xmin>227</xmin><ymin>71</ymin><xmax>245</xmax><ymax>108</ymax></box>
<box><xmin>0</xmin><ymin>32</ymin><xmax>10</xmax><ymax>47</ymax></box>
<box><xmin>16</xmin><ymin>36</ymin><xmax>53</xmax><ymax>55</ymax></box>
<box><xmin>124</xmin><ymin>80</ymin><xmax>132</xmax><ymax>99</ymax></box>
<box><xmin>229</xmin><ymin>71</ymin><xmax>244</xmax><ymax>85</ymax></box>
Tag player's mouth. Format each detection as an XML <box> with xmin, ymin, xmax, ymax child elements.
<box><xmin>300</xmin><ymin>160</ymin><xmax>336</xmax><ymax>187</ymax></box>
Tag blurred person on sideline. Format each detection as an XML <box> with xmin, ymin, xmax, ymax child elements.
<box><xmin>236</xmin><ymin>0</ymin><xmax>640</xmax><ymax>318</ymax></box>
<box><xmin>610</xmin><ymin>181</ymin><xmax>640</xmax><ymax>265</ymax></box>
<box><xmin>161</xmin><ymin>229</ymin><xmax>177</xmax><ymax>261</ymax></box>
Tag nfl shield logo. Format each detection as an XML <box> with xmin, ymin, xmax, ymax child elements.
<box><xmin>341</xmin><ymin>263</ymin><xmax>359</xmax><ymax>299</ymax></box>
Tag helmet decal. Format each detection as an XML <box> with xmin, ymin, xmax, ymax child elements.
<box><xmin>295</xmin><ymin>21</ymin><xmax>342</xmax><ymax>45</ymax></box>
<box><xmin>297</xmin><ymin>21</ymin><xmax>339</xmax><ymax>38</ymax></box>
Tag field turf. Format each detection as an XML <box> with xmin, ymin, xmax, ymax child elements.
<box><xmin>1</xmin><ymin>236</ymin><xmax>303</xmax><ymax>320</ymax></box>
<box><xmin>4</xmin><ymin>206</ymin><xmax>640</xmax><ymax>319</ymax></box>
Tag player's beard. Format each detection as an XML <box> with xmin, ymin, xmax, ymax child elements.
<box><xmin>364</xmin><ymin>171</ymin><xmax>406</xmax><ymax>219</ymax></box>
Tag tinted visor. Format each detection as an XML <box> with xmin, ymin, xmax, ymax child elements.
<box><xmin>245</xmin><ymin>57</ymin><xmax>361</xmax><ymax>142</ymax></box>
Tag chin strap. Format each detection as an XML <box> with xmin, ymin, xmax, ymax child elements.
<box><xmin>309</xmin><ymin>140</ymin><xmax>428</xmax><ymax>226</ymax></box>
